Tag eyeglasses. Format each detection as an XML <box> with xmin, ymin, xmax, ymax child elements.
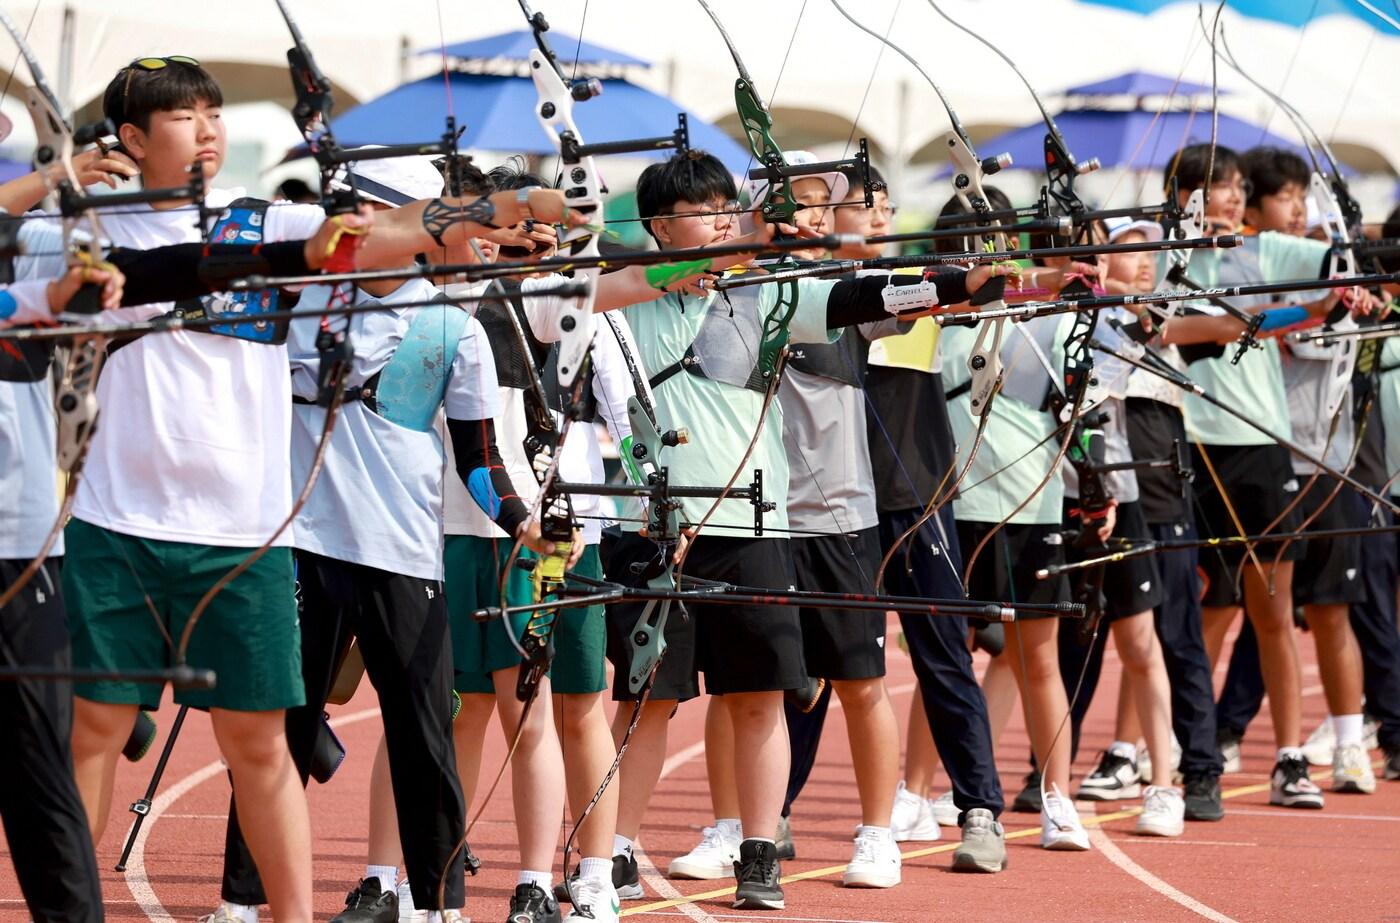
<box><xmin>658</xmin><ymin>200</ymin><xmax>740</xmax><ymax>226</ymax></box>
<box><xmin>123</xmin><ymin>56</ymin><xmax>202</xmax><ymax>102</ymax></box>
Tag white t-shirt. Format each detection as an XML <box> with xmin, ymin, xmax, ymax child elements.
<box><xmin>64</xmin><ymin>190</ymin><xmax>325</xmax><ymax>547</ymax></box>
<box><xmin>289</xmin><ymin>279</ymin><xmax>498</xmax><ymax>579</ymax></box>
<box><xmin>1</xmin><ymin>223</ymin><xmax>72</xmax><ymax>557</ymax></box>
<box><xmin>443</xmin><ymin>276</ymin><xmax>639</xmax><ymax>542</ymax></box>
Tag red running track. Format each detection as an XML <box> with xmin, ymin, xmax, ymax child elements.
<box><xmin>2</xmin><ymin>617</ymin><xmax>1397</xmax><ymax>922</ymax></box>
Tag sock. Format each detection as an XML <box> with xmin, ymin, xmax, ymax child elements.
<box><xmin>716</xmin><ymin>818</ymin><xmax>742</xmax><ymax>840</ymax></box>
<box><xmin>518</xmin><ymin>869</ymin><xmax>552</xmax><ymax>891</ymax></box>
<box><xmin>1109</xmin><ymin>740</ymin><xmax>1137</xmax><ymax>763</ymax></box>
<box><xmin>612</xmin><ymin>834</ymin><xmax>634</xmax><ymax>858</ymax></box>
<box><xmin>857</xmin><ymin>824</ymin><xmax>893</xmax><ymax>840</ymax></box>
<box><xmin>219</xmin><ymin>904</ymin><xmax>259</xmax><ymax>923</ymax></box>
<box><xmin>1332</xmin><ymin>713</ymin><xmax>1363</xmax><ymax>747</ymax></box>
<box><xmin>579</xmin><ymin>856</ymin><xmax>612</xmax><ymax>882</ymax></box>
<box><xmin>366</xmin><ymin>865</ymin><xmax>398</xmax><ymax>894</ymax></box>
<box><xmin>1278</xmin><ymin>746</ymin><xmax>1304</xmax><ymax>763</ymax></box>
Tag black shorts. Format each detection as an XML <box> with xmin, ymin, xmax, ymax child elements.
<box><xmin>790</xmin><ymin>527</ymin><xmax>885</xmax><ymax>680</ymax></box>
<box><xmin>1192</xmin><ymin>443</ymin><xmax>1303</xmax><ymax>607</ymax></box>
<box><xmin>604</xmin><ymin>533</ymin><xmax>807</xmax><ymax>700</ymax></box>
<box><xmin>1062</xmin><ymin>501</ymin><xmax>1164</xmax><ymax>622</ymax></box>
<box><xmin>1292</xmin><ymin>476</ymin><xmax>1366</xmax><ymax>606</ymax></box>
<box><xmin>955</xmin><ymin>520</ymin><xmax>1069</xmax><ymax>619</ymax></box>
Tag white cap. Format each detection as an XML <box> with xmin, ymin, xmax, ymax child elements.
<box><xmin>740</xmin><ymin>150</ymin><xmax>850</xmax><ymax>232</ymax></box>
<box><xmin>1105</xmin><ymin>216</ymin><xmax>1164</xmax><ymax>244</ymax></box>
<box><xmin>329</xmin><ymin>147</ymin><xmax>445</xmax><ymax>206</ymax></box>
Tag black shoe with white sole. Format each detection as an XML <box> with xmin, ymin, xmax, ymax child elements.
<box><xmin>733</xmin><ymin>839</ymin><xmax>784</xmax><ymax>910</ymax></box>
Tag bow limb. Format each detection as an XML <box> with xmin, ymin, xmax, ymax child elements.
<box><xmin>0</xmin><ymin>10</ymin><xmax>114</xmax><ymax>612</ymax></box>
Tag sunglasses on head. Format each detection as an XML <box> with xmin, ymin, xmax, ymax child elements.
<box><xmin>123</xmin><ymin>56</ymin><xmax>202</xmax><ymax>101</ymax></box>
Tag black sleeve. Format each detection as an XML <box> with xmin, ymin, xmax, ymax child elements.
<box><xmin>824</xmin><ymin>269</ymin><xmax>971</xmax><ymax>329</ymax></box>
<box><xmin>445</xmin><ymin>416</ymin><xmax>531</xmax><ymax>538</ymax></box>
<box><xmin>107</xmin><ymin>240</ymin><xmax>314</xmax><ymax>306</ymax></box>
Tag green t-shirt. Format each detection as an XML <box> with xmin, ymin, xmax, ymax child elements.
<box><xmin>620</xmin><ymin>278</ymin><xmax>839</xmax><ymax>537</ymax></box>
<box><xmin>1179</xmin><ymin>232</ymin><xmax>1328</xmax><ymax>446</ymax></box>
<box><xmin>940</xmin><ymin>315</ymin><xmax>1071</xmax><ymax>525</ymax></box>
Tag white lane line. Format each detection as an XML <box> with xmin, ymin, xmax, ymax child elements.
<box><xmin>125</xmin><ymin>706</ymin><xmax>383</xmax><ymax>922</ymax></box>
<box><xmin>1225</xmin><ymin>808</ymin><xmax>1400</xmax><ymax>823</ymax></box>
<box><xmin>629</xmin><ymin>682</ymin><xmax>917</xmax><ymax>923</ymax></box>
<box><xmin>1120</xmin><ymin>839</ymin><xmax>1258</xmax><ymax>847</ymax></box>
<box><xmin>159</xmin><ymin>813</ymin><xmax>231</xmax><ymax>820</ymax></box>
<box><xmin>1088</xmin><ymin>828</ymin><xmax>1241</xmax><ymax>923</ymax></box>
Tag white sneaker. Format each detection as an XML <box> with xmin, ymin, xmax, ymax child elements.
<box><xmin>668</xmin><ymin>825</ymin><xmax>739</xmax><ymax>879</ymax></box>
<box><xmin>1332</xmin><ymin>742</ymin><xmax>1377</xmax><ymax>794</ymax></box>
<box><xmin>1135</xmin><ymin>786</ymin><xmax>1185</xmax><ymax>837</ymax></box>
<box><xmin>198</xmin><ymin>905</ymin><xmax>258</xmax><ymax>923</ymax></box>
<box><xmin>1303</xmin><ymin>718</ymin><xmax>1336</xmax><ymax>767</ymax></box>
<box><xmin>841</xmin><ymin>827</ymin><xmax>902</xmax><ymax>888</ymax></box>
<box><xmin>396</xmin><ymin>879</ymin><xmax>426</xmax><ymax>922</ymax></box>
<box><xmin>1219</xmin><ymin>734</ymin><xmax>1242</xmax><ymax>774</ymax></box>
<box><xmin>889</xmin><ymin>781</ymin><xmax>939</xmax><ymax>842</ymax></box>
<box><xmin>1363</xmin><ymin>715</ymin><xmax>1380</xmax><ymax>751</ymax></box>
<box><xmin>1040</xmin><ymin>785</ymin><xmax>1090</xmax><ymax>851</ymax></box>
<box><xmin>930</xmin><ymin>791</ymin><xmax>960</xmax><ymax>828</ymax></box>
<box><xmin>564</xmin><ymin>876</ymin><xmax>620</xmax><ymax>923</ymax></box>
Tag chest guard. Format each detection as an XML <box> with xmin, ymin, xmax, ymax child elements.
<box><xmin>786</xmin><ymin>328</ymin><xmax>868</xmax><ymax>389</ymax></box>
<box><xmin>170</xmin><ymin>198</ymin><xmax>289</xmax><ymax>344</ymax></box>
<box><xmin>370</xmin><ymin>299</ymin><xmax>471</xmax><ymax>432</ymax></box>
<box><xmin>649</xmin><ymin>289</ymin><xmax>770</xmax><ymax>395</ymax></box>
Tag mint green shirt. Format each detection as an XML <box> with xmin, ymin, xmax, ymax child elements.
<box><xmin>941</xmin><ymin>315</ymin><xmax>1071</xmax><ymax>526</ymax></box>
<box><xmin>1179</xmin><ymin>233</ymin><xmax>1328</xmax><ymax>446</ymax></box>
<box><xmin>620</xmin><ymin>278</ymin><xmax>839</xmax><ymax>537</ymax></box>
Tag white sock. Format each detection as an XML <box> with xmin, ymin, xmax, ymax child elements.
<box><xmin>1109</xmin><ymin>740</ymin><xmax>1137</xmax><ymax>763</ymax></box>
<box><xmin>219</xmin><ymin>904</ymin><xmax>259</xmax><ymax>923</ymax></box>
<box><xmin>579</xmin><ymin>856</ymin><xmax>612</xmax><ymax>882</ymax></box>
<box><xmin>1278</xmin><ymin>746</ymin><xmax>1305</xmax><ymax>763</ymax></box>
<box><xmin>612</xmin><ymin>834</ymin><xmax>634</xmax><ymax>857</ymax></box>
<box><xmin>1332</xmin><ymin>713</ymin><xmax>1364</xmax><ymax>747</ymax></box>
<box><xmin>366</xmin><ymin>865</ymin><xmax>398</xmax><ymax>893</ymax></box>
<box><xmin>518</xmin><ymin>869</ymin><xmax>552</xmax><ymax>891</ymax></box>
<box><xmin>856</xmin><ymin>824</ymin><xmax>893</xmax><ymax>840</ymax></box>
<box><xmin>716</xmin><ymin>818</ymin><xmax>742</xmax><ymax>840</ymax></box>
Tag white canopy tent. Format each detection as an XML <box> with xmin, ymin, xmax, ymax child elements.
<box><xmin>0</xmin><ymin>0</ymin><xmax>1392</xmax><ymax>209</ymax></box>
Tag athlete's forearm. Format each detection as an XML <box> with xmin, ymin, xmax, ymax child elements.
<box><xmin>108</xmin><ymin>241</ymin><xmax>316</xmax><ymax>305</ymax></box>
<box><xmin>446</xmin><ymin>416</ymin><xmax>531</xmax><ymax>537</ymax></box>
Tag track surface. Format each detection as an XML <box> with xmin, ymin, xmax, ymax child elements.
<box><xmin>2</xmin><ymin>618</ymin><xmax>1397</xmax><ymax>922</ymax></box>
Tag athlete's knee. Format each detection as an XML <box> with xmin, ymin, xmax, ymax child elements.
<box><xmin>211</xmin><ymin>709</ymin><xmax>293</xmax><ymax>772</ymax></box>
<box><xmin>72</xmin><ymin>699</ymin><xmax>138</xmax><ymax>755</ymax></box>
<box><xmin>833</xmin><ymin>678</ymin><xmax>887</xmax><ymax>714</ymax></box>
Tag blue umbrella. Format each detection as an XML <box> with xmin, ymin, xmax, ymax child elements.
<box><xmin>932</xmin><ymin>107</ymin><xmax>1350</xmax><ymax>178</ymax></box>
<box><xmin>1064</xmin><ymin>71</ymin><xmax>1221</xmax><ymax>98</ymax></box>
<box><xmin>1080</xmin><ymin>0</ymin><xmax>1400</xmax><ymax>35</ymax></box>
<box><xmin>330</xmin><ymin>72</ymin><xmax>751</xmax><ymax>173</ymax></box>
<box><xmin>421</xmin><ymin>30</ymin><xmax>649</xmax><ymax>68</ymax></box>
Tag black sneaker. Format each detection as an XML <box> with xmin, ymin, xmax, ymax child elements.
<box><xmin>1269</xmin><ymin>755</ymin><xmax>1324</xmax><ymax>809</ymax></box>
<box><xmin>1011</xmin><ymin>771</ymin><xmax>1042</xmax><ymax>813</ymax></box>
<box><xmin>732</xmin><ymin>839</ymin><xmax>784</xmax><ymax>910</ymax></box>
<box><xmin>1385</xmin><ymin>747</ymin><xmax>1400</xmax><ymax>782</ymax></box>
<box><xmin>1182</xmin><ymin>776</ymin><xmax>1225</xmax><ymax>821</ymax></box>
<box><xmin>329</xmin><ymin>878</ymin><xmax>398</xmax><ymax>923</ymax></box>
<box><xmin>508</xmin><ymin>883</ymin><xmax>561</xmax><ymax>923</ymax></box>
<box><xmin>1076</xmin><ymin>750</ymin><xmax>1142</xmax><ymax>801</ymax></box>
<box><xmin>555</xmin><ymin>854</ymin><xmax>644</xmax><ymax>904</ymax></box>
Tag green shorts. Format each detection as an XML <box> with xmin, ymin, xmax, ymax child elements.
<box><xmin>446</xmin><ymin>537</ymin><xmax>606</xmax><ymax>696</ymax></box>
<box><xmin>63</xmin><ymin>518</ymin><xmax>304</xmax><ymax>712</ymax></box>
